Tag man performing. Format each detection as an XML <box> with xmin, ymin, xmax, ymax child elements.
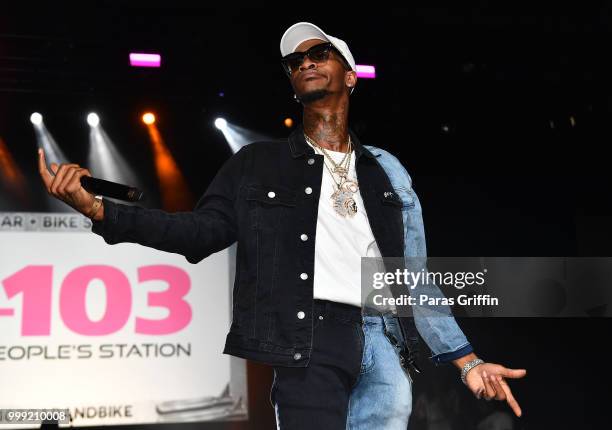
<box><xmin>38</xmin><ymin>22</ymin><xmax>526</xmax><ymax>429</ymax></box>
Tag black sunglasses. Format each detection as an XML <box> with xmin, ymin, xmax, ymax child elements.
<box><xmin>280</xmin><ymin>42</ymin><xmax>344</xmax><ymax>76</ymax></box>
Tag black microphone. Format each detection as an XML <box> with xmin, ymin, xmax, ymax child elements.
<box><xmin>80</xmin><ymin>176</ymin><xmax>145</xmax><ymax>202</ymax></box>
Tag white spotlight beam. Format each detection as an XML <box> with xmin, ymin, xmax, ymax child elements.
<box><xmin>30</xmin><ymin>120</ymin><xmax>71</xmax><ymax>212</ymax></box>
<box><xmin>88</xmin><ymin>125</ymin><xmax>143</xmax><ymax>206</ymax></box>
<box><xmin>216</xmin><ymin>120</ymin><xmax>272</xmax><ymax>154</ymax></box>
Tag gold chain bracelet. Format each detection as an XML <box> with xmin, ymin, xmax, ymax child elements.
<box><xmin>88</xmin><ymin>196</ymin><xmax>103</xmax><ymax>219</ymax></box>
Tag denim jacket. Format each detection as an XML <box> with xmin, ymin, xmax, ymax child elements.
<box><xmin>91</xmin><ymin>125</ymin><xmax>471</xmax><ymax>368</ymax></box>
<box><xmin>92</xmin><ymin>126</ymin><xmax>418</xmax><ymax>368</ymax></box>
<box><xmin>364</xmin><ymin>145</ymin><xmax>474</xmax><ymax>364</ymax></box>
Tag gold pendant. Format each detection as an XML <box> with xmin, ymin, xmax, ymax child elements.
<box><xmin>333</xmin><ymin>166</ymin><xmax>348</xmax><ymax>177</ymax></box>
<box><xmin>331</xmin><ymin>180</ymin><xmax>359</xmax><ymax>217</ymax></box>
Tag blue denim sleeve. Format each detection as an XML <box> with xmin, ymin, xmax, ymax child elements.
<box><xmin>407</xmin><ymin>190</ymin><xmax>473</xmax><ymax>364</ymax></box>
<box><xmin>366</xmin><ymin>146</ymin><xmax>473</xmax><ymax>364</ymax></box>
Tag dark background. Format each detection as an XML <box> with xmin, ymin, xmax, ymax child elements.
<box><xmin>2</xmin><ymin>4</ymin><xmax>611</xmax><ymax>429</ymax></box>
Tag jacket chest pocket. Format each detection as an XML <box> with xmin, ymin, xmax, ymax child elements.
<box><xmin>246</xmin><ymin>184</ymin><xmax>297</xmax><ymax>230</ymax></box>
<box><xmin>382</xmin><ymin>188</ymin><xmax>415</xmax><ymax>209</ymax></box>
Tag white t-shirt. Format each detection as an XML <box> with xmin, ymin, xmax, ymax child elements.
<box><xmin>306</xmin><ymin>140</ymin><xmax>382</xmax><ymax>308</ymax></box>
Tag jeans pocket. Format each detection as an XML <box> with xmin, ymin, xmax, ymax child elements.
<box><xmin>384</xmin><ymin>319</ymin><xmax>415</xmax><ymax>383</ymax></box>
<box><xmin>383</xmin><ymin>319</ymin><xmax>403</xmax><ymax>346</ymax></box>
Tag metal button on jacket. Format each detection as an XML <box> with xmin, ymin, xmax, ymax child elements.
<box><xmin>307</xmin><ymin>158</ymin><xmax>315</xmax><ymax>165</ymax></box>
<box><xmin>300</xmin><ymin>272</ymin><xmax>308</xmax><ymax>280</ymax></box>
<box><xmin>300</xmin><ymin>234</ymin><xmax>308</xmax><ymax>241</ymax></box>
<box><xmin>304</xmin><ymin>187</ymin><xmax>312</xmax><ymax>194</ymax></box>
<box><xmin>268</xmin><ymin>191</ymin><xmax>276</xmax><ymax>198</ymax></box>
<box><xmin>293</xmin><ymin>353</ymin><xmax>302</xmax><ymax>360</ymax></box>
<box><xmin>297</xmin><ymin>311</ymin><xmax>305</xmax><ymax>319</ymax></box>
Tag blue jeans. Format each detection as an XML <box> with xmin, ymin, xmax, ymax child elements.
<box><xmin>270</xmin><ymin>299</ymin><xmax>412</xmax><ymax>429</ymax></box>
<box><xmin>347</xmin><ymin>314</ymin><xmax>413</xmax><ymax>429</ymax></box>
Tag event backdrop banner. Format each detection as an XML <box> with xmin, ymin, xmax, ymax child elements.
<box><xmin>0</xmin><ymin>211</ymin><xmax>247</xmax><ymax>428</ymax></box>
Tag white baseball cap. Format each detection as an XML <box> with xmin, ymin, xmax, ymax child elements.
<box><xmin>280</xmin><ymin>22</ymin><xmax>356</xmax><ymax>72</ymax></box>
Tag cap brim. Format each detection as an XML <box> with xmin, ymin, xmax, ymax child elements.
<box><xmin>280</xmin><ymin>22</ymin><xmax>329</xmax><ymax>56</ymax></box>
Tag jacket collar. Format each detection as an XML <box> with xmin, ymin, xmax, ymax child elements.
<box><xmin>288</xmin><ymin>124</ymin><xmax>376</xmax><ymax>160</ymax></box>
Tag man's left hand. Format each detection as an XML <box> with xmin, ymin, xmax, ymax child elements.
<box><xmin>465</xmin><ymin>362</ymin><xmax>527</xmax><ymax>417</ymax></box>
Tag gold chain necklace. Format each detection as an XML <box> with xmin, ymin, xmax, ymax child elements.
<box><xmin>305</xmin><ymin>133</ymin><xmax>359</xmax><ymax>218</ymax></box>
<box><xmin>304</xmin><ymin>133</ymin><xmax>350</xmax><ymax>177</ymax></box>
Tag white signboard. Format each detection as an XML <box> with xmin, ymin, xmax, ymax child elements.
<box><xmin>0</xmin><ymin>212</ymin><xmax>247</xmax><ymax>428</ymax></box>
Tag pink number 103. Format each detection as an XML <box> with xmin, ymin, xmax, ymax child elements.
<box><xmin>1</xmin><ymin>265</ymin><xmax>192</xmax><ymax>336</ymax></box>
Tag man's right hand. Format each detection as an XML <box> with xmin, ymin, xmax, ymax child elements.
<box><xmin>37</xmin><ymin>148</ymin><xmax>103</xmax><ymax>220</ymax></box>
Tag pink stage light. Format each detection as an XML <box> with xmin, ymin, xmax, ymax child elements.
<box><xmin>129</xmin><ymin>53</ymin><xmax>161</xmax><ymax>68</ymax></box>
<box><xmin>356</xmin><ymin>65</ymin><xmax>376</xmax><ymax>79</ymax></box>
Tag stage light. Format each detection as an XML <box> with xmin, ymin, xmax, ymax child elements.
<box><xmin>88</xmin><ymin>122</ymin><xmax>140</xmax><ymax>202</ymax></box>
<box><xmin>215</xmin><ymin>118</ymin><xmax>227</xmax><ymax>130</ymax></box>
<box><xmin>0</xmin><ymin>137</ymin><xmax>29</xmax><ymax>207</ymax></box>
<box><xmin>356</xmin><ymin>65</ymin><xmax>376</xmax><ymax>79</ymax></box>
<box><xmin>142</xmin><ymin>113</ymin><xmax>156</xmax><ymax>125</ymax></box>
<box><xmin>87</xmin><ymin>113</ymin><xmax>100</xmax><ymax>127</ymax></box>
<box><xmin>284</xmin><ymin>118</ymin><xmax>294</xmax><ymax>128</ymax></box>
<box><xmin>30</xmin><ymin>113</ymin><xmax>43</xmax><ymax>126</ymax></box>
<box><xmin>215</xmin><ymin>119</ymin><xmax>272</xmax><ymax>154</ymax></box>
<box><xmin>144</xmin><ymin>122</ymin><xmax>194</xmax><ymax>211</ymax></box>
<box><xmin>129</xmin><ymin>53</ymin><xmax>161</xmax><ymax>68</ymax></box>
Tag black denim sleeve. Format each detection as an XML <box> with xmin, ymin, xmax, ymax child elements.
<box><xmin>91</xmin><ymin>144</ymin><xmax>249</xmax><ymax>264</ymax></box>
